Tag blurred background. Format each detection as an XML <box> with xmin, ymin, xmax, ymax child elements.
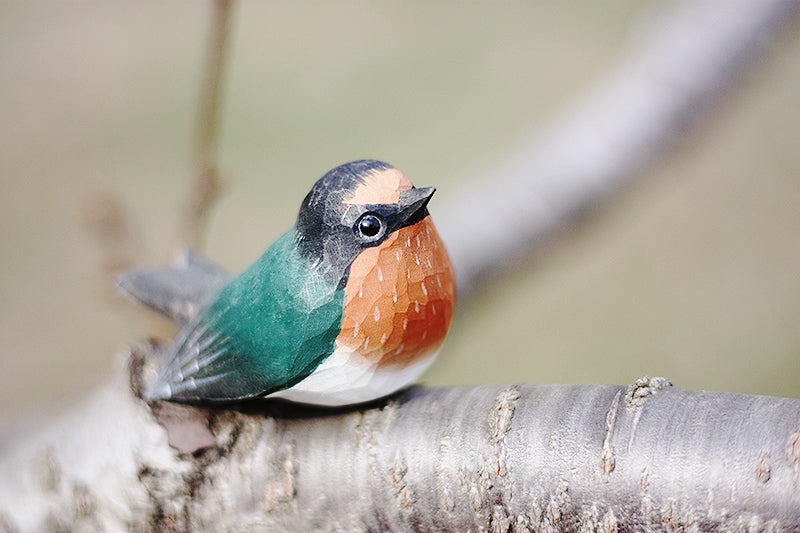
<box><xmin>1</xmin><ymin>1</ymin><xmax>798</xmax><ymax>423</ymax></box>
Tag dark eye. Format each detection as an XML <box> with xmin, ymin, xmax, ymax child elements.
<box><xmin>356</xmin><ymin>213</ymin><xmax>385</xmax><ymax>242</ymax></box>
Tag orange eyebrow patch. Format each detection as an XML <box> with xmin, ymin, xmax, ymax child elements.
<box><xmin>345</xmin><ymin>168</ymin><xmax>413</xmax><ymax>205</ymax></box>
<box><xmin>336</xmin><ymin>216</ymin><xmax>456</xmax><ymax>368</ymax></box>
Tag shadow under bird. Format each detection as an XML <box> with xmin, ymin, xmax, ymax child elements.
<box><xmin>119</xmin><ymin>160</ymin><xmax>456</xmax><ymax>407</ymax></box>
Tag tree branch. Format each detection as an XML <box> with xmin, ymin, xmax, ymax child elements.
<box><xmin>1</xmin><ymin>352</ymin><xmax>798</xmax><ymax>531</ymax></box>
<box><xmin>176</xmin><ymin>0</ymin><xmax>235</xmax><ymax>251</ymax></box>
<box><xmin>437</xmin><ymin>0</ymin><xmax>800</xmax><ymax>295</ymax></box>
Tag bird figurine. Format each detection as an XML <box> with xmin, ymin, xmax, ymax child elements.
<box><xmin>119</xmin><ymin>160</ymin><xmax>455</xmax><ymax>407</ymax></box>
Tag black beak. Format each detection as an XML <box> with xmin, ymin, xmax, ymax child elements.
<box><xmin>397</xmin><ymin>186</ymin><xmax>435</xmax><ymax>226</ymax></box>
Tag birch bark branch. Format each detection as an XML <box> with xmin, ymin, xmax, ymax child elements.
<box><xmin>1</xmin><ymin>0</ymin><xmax>799</xmax><ymax>531</ymax></box>
<box><xmin>1</xmin><ymin>359</ymin><xmax>799</xmax><ymax>532</ymax></box>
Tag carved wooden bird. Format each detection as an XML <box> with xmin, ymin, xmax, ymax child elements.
<box><xmin>120</xmin><ymin>160</ymin><xmax>456</xmax><ymax>406</ymax></box>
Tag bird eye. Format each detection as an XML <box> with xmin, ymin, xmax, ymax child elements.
<box><xmin>356</xmin><ymin>213</ymin><xmax>384</xmax><ymax>242</ymax></box>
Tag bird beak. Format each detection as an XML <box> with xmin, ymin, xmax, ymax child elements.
<box><xmin>398</xmin><ymin>186</ymin><xmax>436</xmax><ymax>224</ymax></box>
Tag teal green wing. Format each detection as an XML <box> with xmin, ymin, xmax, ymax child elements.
<box><xmin>145</xmin><ymin>231</ymin><xmax>345</xmax><ymax>403</ymax></box>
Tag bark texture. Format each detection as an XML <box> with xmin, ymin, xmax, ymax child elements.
<box><xmin>1</xmin><ymin>359</ymin><xmax>799</xmax><ymax>532</ymax></box>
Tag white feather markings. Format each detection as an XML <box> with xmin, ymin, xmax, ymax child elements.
<box><xmin>146</xmin><ymin>370</ymin><xmax>233</xmax><ymax>401</ymax></box>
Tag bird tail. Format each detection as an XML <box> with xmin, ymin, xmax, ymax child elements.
<box><xmin>117</xmin><ymin>247</ymin><xmax>231</xmax><ymax>325</ymax></box>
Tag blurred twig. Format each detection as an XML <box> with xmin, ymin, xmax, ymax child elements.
<box><xmin>81</xmin><ymin>185</ymin><xmax>138</xmax><ymax>283</ymax></box>
<box><xmin>176</xmin><ymin>0</ymin><xmax>235</xmax><ymax>251</ymax></box>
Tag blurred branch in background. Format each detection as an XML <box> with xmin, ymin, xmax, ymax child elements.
<box><xmin>176</xmin><ymin>0</ymin><xmax>235</xmax><ymax>252</ymax></box>
<box><xmin>438</xmin><ymin>0</ymin><xmax>800</xmax><ymax>296</ymax></box>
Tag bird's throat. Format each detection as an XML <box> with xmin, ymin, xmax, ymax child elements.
<box><xmin>335</xmin><ymin>217</ymin><xmax>455</xmax><ymax>368</ymax></box>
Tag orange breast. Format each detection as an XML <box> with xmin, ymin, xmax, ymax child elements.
<box><xmin>336</xmin><ymin>216</ymin><xmax>455</xmax><ymax>367</ymax></box>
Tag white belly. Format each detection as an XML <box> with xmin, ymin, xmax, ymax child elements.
<box><xmin>268</xmin><ymin>348</ymin><xmax>439</xmax><ymax>406</ymax></box>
